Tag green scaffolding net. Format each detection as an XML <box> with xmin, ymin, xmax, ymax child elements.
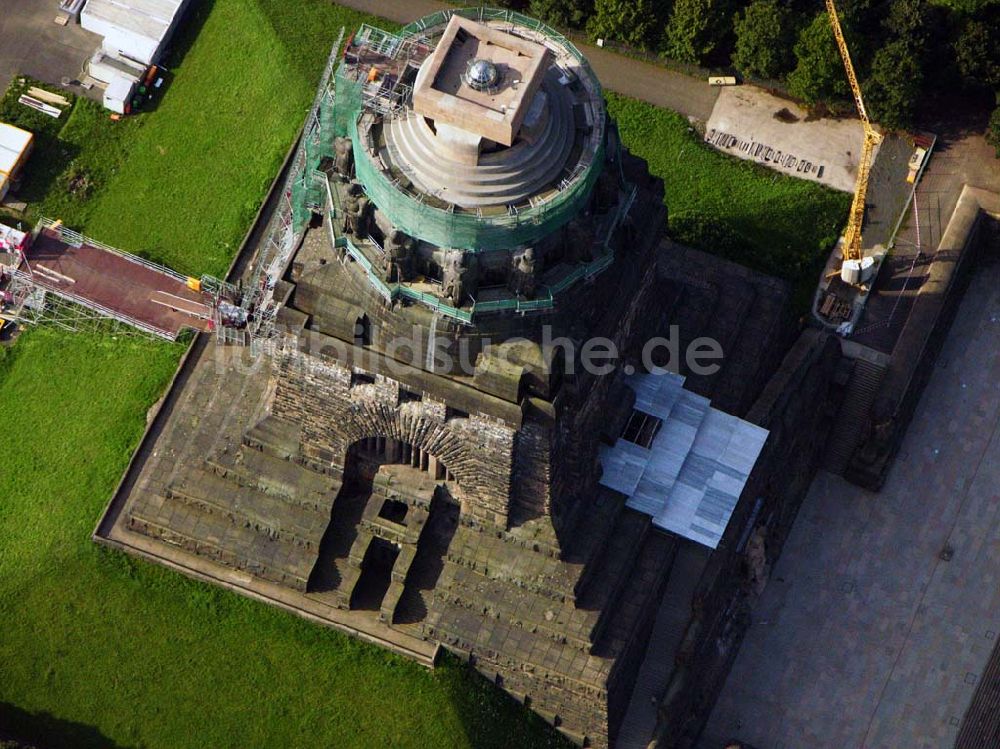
<box><xmin>315</xmin><ymin>10</ymin><xmax>606</xmax><ymax>252</ymax></box>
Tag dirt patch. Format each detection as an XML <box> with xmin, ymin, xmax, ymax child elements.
<box><xmin>773</xmin><ymin>107</ymin><xmax>799</xmax><ymax>124</ymax></box>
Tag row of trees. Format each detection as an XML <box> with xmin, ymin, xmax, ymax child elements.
<box><xmin>509</xmin><ymin>0</ymin><xmax>1000</xmax><ymax>134</ymax></box>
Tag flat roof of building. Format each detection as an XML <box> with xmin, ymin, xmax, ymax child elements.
<box><xmin>0</xmin><ymin>122</ymin><xmax>33</xmax><ymax>175</ymax></box>
<box><xmin>83</xmin><ymin>0</ymin><xmax>185</xmax><ymax>48</ymax></box>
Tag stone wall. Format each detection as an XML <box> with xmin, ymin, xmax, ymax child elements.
<box><xmin>847</xmin><ymin>190</ymin><xmax>1000</xmax><ymax>489</ymax></box>
<box><xmin>272</xmin><ymin>343</ymin><xmax>518</xmax><ymax>528</ymax></box>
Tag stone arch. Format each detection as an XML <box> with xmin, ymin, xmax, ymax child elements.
<box><xmin>350</xmin><ymin>434</ymin><xmax>457</xmax><ymax>482</ymax></box>
<box><xmin>345</xmin><ymin>435</ymin><xmax>468</xmax><ymax>516</ymax></box>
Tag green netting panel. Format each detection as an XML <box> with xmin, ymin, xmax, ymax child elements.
<box><xmin>332</xmin><ymin>70</ymin><xmax>363</xmax><ymax>139</ymax></box>
<box><xmin>326</xmin><ymin>9</ymin><xmax>607</xmax><ymax>252</ymax></box>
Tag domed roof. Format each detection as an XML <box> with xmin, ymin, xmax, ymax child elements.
<box><xmin>466</xmin><ymin>58</ymin><xmax>500</xmax><ymax>91</ymax></box>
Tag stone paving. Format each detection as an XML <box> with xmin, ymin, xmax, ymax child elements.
<box><xmin>702</xmin><ymin>245</ymin><xmax>1000</xmax><ymax>749</ymax></box>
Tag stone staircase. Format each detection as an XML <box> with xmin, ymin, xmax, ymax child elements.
<box><xmin>614</xmin><ymin>541</ymin><xmax>709</xmax><ymax>748</ymax></box>
<box><xmin>823</xmin><ymin>358</ymin><xmax>887</xmax><ymax>475</ymax></box>
<box><xmin>383</xmin><ymin>72</ymin><xmax>575</xmax><ymax>207</ymax></box>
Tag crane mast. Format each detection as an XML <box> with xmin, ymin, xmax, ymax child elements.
<box><xmin>825</xmin><ymin>0</ymin><xmax>882</xmax><ymax>264</ymax></box>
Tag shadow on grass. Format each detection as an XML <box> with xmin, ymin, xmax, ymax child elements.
<box><xmin>159</xmin><ymin>0</ymin><xmax>218</xmax><ymax>73</ymax></box>
<box><xmin>435</xmin><ymin>652</ymin><xmax>575</xmax><ymax>749</ymax></box>
<box><xmin>0</xmin><ymin>702</ymin><xmax>129</xmax><ymax>749</ymax></box>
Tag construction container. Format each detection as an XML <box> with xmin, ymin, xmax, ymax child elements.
<box><xmin>87</xmin><ymin>49</ymin><xmax>145</xmax><ymax>86</ymax></box>
<box><xmin>104</xmin><ymin>76</ymin><xmax>138</xmax><ymax>115</ymax></box>
<box><xmin>0</xmin><ymin>123</ymin><xmax>34</xmax><ymax>201</ymax></box>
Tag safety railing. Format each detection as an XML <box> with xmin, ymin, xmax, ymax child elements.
<box><xmin>36</xmin><ymin>217</ymin><xmax>191</xmax><ymax>284</ymax></box>
<box><xmin>9</xmin><ymin>268</ymin><xmax>176</xmax><ymax>340</ymax></box>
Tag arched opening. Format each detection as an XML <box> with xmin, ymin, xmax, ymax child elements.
<box><xmin>307</xmin><ymin>435</ymin><xmax>463</xmax><ymax>619</ymax></box>
<box><xmin>352</xmin><ymin>436</ymin><xmax>458</xmax><ymax>483</ymax></box>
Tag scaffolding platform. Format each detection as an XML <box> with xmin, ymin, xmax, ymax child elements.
<box><xmin>3</xmin><ymin>222</ymin><xmax>213</xmax><ymax>340</ymax></box>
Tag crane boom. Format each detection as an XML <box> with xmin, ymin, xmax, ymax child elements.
<box><xmin>824</xmin><ymin>0</ymin><xmax>882</xmax><ymax>264</ymax></box>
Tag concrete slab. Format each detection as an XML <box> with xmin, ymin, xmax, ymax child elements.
<box><xmin>705</xmin><ymin>86</ymin><xmax>878</xmax><ymax>193</ymax></box>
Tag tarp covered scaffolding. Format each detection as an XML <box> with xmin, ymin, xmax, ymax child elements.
<box><xmin>324</xmin><ymin>10</ymin><xmax>606</xmax><ymax>252</ymax></box>
<box><xmin>599</xmin><ymin>372</ymin><xmax>768</xmax><ymax>549</ymax></box>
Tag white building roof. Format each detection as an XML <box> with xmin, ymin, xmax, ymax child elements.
<box><xmin>83</xmin><ymin>0</ymin><xmax>185</xmax><ymax>60</ymax></box>
<box><xmin>0</xmin><ymin>123</ymin><xmax>33</xmax><ymax>175</ymax></box>
<box><xmin>599</xmin><ymin>371</ymin><xmax>768</xmax><ymax>549</ymax></box>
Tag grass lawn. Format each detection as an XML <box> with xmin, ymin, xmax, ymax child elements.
<box><xmin>0</xmin><ymin>1</ymin><xmax>565</xmax><ymax>747</ymax></box>
<box><xmin>606</xmin><ymin>92</ymin><xmax>851</xmax><ymax>295</ymax></box>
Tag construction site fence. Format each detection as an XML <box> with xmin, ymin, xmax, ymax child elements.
<box><xmin>35</xmin><ymin>217</ymin><xmax>191</xmax><ymax>285</ymax></box>
<box><xmin>8</xmin><ymin>268</ymin><xmax>176</xmax><ymax>340</ymax></box>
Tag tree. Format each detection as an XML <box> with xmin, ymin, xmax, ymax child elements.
<box><xmin>529</xmin><ymin>0</ymin><xmax>594</xmax><ymax>30</ymax></box>
<box><xmin>732</xmin><ymin>0</ymin><xmax>794</xmax><ymax>80</ymax></box>
<box><xmin>787</xmin><ymin>12</ymin><xmax>850</xmax><ymax>106</ymax></box>
<box><xmin>954</xmin><ymin>18</ymin><xmax>1000</xmax><ymax>89</ymax></box>
<box><xmin>587</xmin><ymin>0</ymin><xmax>668</xmax><ymax>50</ymax></box>
<box><xmin>988</xmin><ymin>104</ymin><xmax>1000</xmax><ymax>158</ymax></box>
<box><xmin>863</xmin><ymin>39</ymin><xmax>923</xmax><ymax>130</ymax></box>
<box><xmin>885</xmin><ymin>0</ymin><xmax>932</xmax><ymax>44</ymax></box>
<box><xmin>662</xmin><ymin>0</ymin><xmax>733</xmax><ymax>65</ymax></box>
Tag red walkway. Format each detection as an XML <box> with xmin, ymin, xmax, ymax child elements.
<box><xmin>23</xmin><ymin>228</ymin><xmax>212</xmax><ymax>339</ymax></box>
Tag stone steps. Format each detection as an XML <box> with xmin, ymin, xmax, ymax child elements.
<box><xmin>823</xmin><ymin>358</ymin><xmax>886</xmax><ymax>474</ymax></box>
<box><xmin>614</xmin><ymin>541</ymin><xmax>709</xmax><ymax>748</ymax></box>
<box><xmin>383</xmin><ymin>77</ymin><xmax>576</xmax><ymax>207</ymax></box>
<box><xmin>576</xmin><ymin>509</ymin><xmax>650</xmax><ymax>645</ymax></box>
<box><xmin>168</xmin><ymin>467</ymin><xmax>329</xmax><ymax>543</ymax></box>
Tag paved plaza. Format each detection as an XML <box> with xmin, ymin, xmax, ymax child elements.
<box><xmin>702</xmin><ymin>240</ymin><xmax>1000</xmax><ymax>748</ymax></box>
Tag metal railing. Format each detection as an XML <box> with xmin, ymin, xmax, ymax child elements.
<box><xmin>36</xmin><ymin>217</ymin><xmax>191</xmax><ymax>284</ymax></box>
<box><xmin>8</xmin><ymin>268</ymin><xmax>175</xmax><ymax>340</ymax></box>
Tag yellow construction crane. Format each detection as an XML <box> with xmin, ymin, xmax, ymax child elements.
<box><xmin>825</xmin><ymin>0</ymin><xmax>882</xmax><ymax>276</ymax></box>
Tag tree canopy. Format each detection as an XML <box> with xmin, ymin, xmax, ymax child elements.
<box><xmin>732</xmin><ymin>0</ymin><xmax>794</xmax><ymax>80</ymax></box>
<box><xmin>663</xmin><ymin>0</ymin><xmax>734</xmax><ymax>65</ymax></box>
<box><xmin>863</xmin><ymin>39</ymin><xmax>924</xmax><ymax>130</ymax></box>
<box><xmin>787</xmin><ymin>13</ymin><xmax>850</xmax><ymax>106</ymax></box>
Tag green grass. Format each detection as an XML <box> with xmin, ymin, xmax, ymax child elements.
<box><xmin>0</xmin><ymin>1</ymin><xmax>565</xmax><ymax>747</ymax></box>
<box><xmin>0</xmin><ymin>3</ymin><xmax>850</xmax><ymax>745</ymax></box>
<box><xmin>607</xmin><ymin>92</ymin><xmax>851</xmax><ymax>294</ymax></box>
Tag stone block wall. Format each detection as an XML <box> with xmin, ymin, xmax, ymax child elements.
<box><xmin>650</xmin><ymin>328</ymin><xmax>844</xmax><ymax>747</ymax></box>
<box><xmin>271</xmin><ymin>345</ymin><xmax>520</xmax><ymax>528</ymax></box>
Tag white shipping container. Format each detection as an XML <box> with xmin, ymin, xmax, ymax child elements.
<box><xmin>104</xmin><ymin>76</ymin><xmax>137</xmax><ymax>115</ymax></box>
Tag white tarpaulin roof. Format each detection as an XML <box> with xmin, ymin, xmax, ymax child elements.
<box><xmin>599</xmin><ymin>371</ymin><xmax>768</xmax><ymax>549</ymax></box>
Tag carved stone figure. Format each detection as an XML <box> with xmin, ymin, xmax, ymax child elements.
<box><xmin>383</xmin><ymin>229</ymin><xmax>414</xmax><ymax>283</ymax></box>
<box><xmin>745</xmin><ymin>526</ymin><xmax>769</xmax><ymax>596</ymax></box>
<box><xmin>342</xmin><ymin>181</ymin><xmax>371</xmax><ymax>237</ymax></box>
<box><xmin>333</xmin><ymin>137</ymin><xmax>354</xmax><ymax>179</ymax></box>
<box><xmin>508</xmin><ymin>247</ymin><xmax>538</xmax><ymax>298</ymax></box>
<box><xmin>441</xmin><ymin>250</ymin><xmax>479</xmax><ymax>307</ymax></box>
<box><xmin>594</xmin><ymin>168</ymin><xmax>619</xmax><ymax>212</ymax></box>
